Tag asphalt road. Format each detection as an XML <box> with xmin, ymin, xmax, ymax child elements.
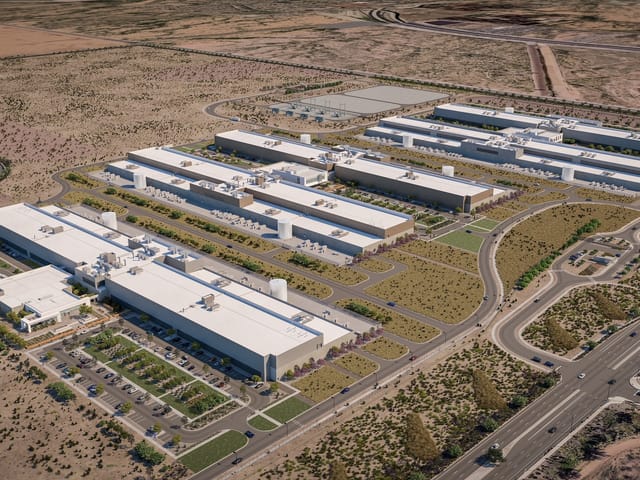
<box><xmin>438</xmin><ymin>219</ymin><xmax>640</xmax><ymax>480</ymax></box>
<box><xmin>369</xmin><ymin>9</ymin><xmax>640</xmax><ymax>53</ymax></box>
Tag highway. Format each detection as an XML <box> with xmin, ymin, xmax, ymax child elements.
<box><xmin>368</xmin><ymin>9</ymin><xmax>640</xmax><ymax>54</ymax></box>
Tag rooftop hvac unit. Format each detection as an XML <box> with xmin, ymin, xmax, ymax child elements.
<box><xmin>314</xmin><ymin>199</ymin><xmax>325</xmax><ymax>206</ymax></box>
<box><xmin>505</xmin><ymin>107</ymin><xmax>515</xmax><ymax>113</ymax></box>
<box><xmin>561</xmin><ymin>167</ymin><xmax>575</xmax><ymax>182</ymax></box>
<box><xmin>300</xmin><ymin>133</ymin><xmax>311</xmax><ymax>144</ymax></box>
<box><xmin>201</xmin><ymin>293</ymin><xmax>216</xmax><ymax>308</ymax></box>
<box><xmin>180</xmin><ymin>160</ymin><xmax>193</xmax><ymax>167</ymax></box>
<box><xmin>129</xmin><ymin>266</ymin><xmax>143</xmax><ymax>275</ymax></box>
<box><xmin>126</xmin><ymin>163</ymin><xmax>139</xmax><ymax>169</ymax></box>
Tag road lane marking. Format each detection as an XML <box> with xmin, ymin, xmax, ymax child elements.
<box><xmin>504</xmin><ymin>389</ymin><xmax>582</xmax><ymax>455</ymax></box>
<box><xmin>612</xmin><ymin>344</ymin><xmax>640</xmax><ymax>370</ymax></box>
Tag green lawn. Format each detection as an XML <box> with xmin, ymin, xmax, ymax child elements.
<box><xmin>436</xmin><ymin>230</ymin><xmax>484</xmax><ymax>253</ymax></box>
<box><xmin>248</xmin><ymin>414</ymin><xmax>278</xmax><ymax>431</ymax></box>
<box><xmin>263</xmin><ymin>396</ymin><xmax>311</xmax><ymax>423</ymax></box>
<box><xmin>470</xmin><ymin>218</ymin><xmax>500</xmax><ymax>230</ymax></box>
<box><xmin>179</xmin><ymin>430</ymin><xmax>247</xmax><ymax>473</ymax></box>
<box><xmin>160</xmin><ymin>381</ymin><xmax>228</xmax><ymax>418</ymax></box>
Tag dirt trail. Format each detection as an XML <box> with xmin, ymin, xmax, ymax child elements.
<box><xmin>579</xmin><ymin>436</ymin><xmax>640</xmax><ymax>479</ymax></box>
<box><xmin>526</xmin><ymin>43</ymin><xmax>550</xmax><ymax>96</ymax></box>
<box><xmin>538</xmin><ymin>44</ymin><xmax>583</xmax><ymax>101</ymax></box>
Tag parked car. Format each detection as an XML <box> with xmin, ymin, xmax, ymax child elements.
<box><xmin>341</xmin><ymin>387</ymin><xmax>350</xmax><ymax>394</ymax></box>
<box><xmin>578</xmin><ymin>373</ymin><xmax>586</xmax><ymax>379</ymax></box>
<box><xmin>96</xmin><ymin>367</ymin><xmax>106</xmax><ymax>374</ymax></box>
<box><xmin>254</xmin><ymin>382</ymin><xmax>264</xmax><ymax>389</ymax></box>
<box><xmin>244</xmin><ymin>430</ymin><xmax>255</xmax><ymax>438</ymax></box>
<box><xmin>544</xmin><ymin>361</ymin><xmax>554</xmax><ymax>368</ymax></box>
<box><xmin>532</xmin><ymin>356</ymin><xmax>541</xmax><ymax>363</ymax></box>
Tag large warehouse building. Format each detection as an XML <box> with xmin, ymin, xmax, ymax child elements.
<box><xmin>434</xmin><ymin>103</ymin><xmax>640</xmax><ymax>152</ymax></box>
<box><xmin>213</xmin><ymin>129</ymin><xmax>504</xmax><ymax>212</ymax></box>
<box><xmin>0</xmin><ymin>203</ymin><xmax>352</xmax><ymax>379</ymax></box>
<box><xmin>112</xmin><ymin>146</ymin><xmax>414</xmax><ymax>254</ymax></box>
<box><xmin>365</xmin><ymin>113</ymin><xmax>640</xmax><ymax>191</ymax></box>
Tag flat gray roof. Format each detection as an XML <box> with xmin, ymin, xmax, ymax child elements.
<box><xmin>297</xmin><ymin>94</ymin><xmax>399</xmax><ymax>115</ymax></box>
<box><xmin>345</xmin><ymin>85</ymin><xmax>448</xmax><ymax>105</ymax></box>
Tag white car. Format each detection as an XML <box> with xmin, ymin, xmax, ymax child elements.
<box><xmin>578</xmin><ymin>373</ymin><xmax>586</xmax><ymax>379</ymax></box>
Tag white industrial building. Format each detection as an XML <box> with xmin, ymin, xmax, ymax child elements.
<box><xmin>109</xmin><ymin>147</ymin><xmax>414</xmax><ymax>255</ymax></box>
<box><xmin>0</xmin><ymin>265</ymin><xmax>94</xmax><ymax>333</ymax></box>
<box><xmin>434</xmin><ymin>103</ymin><xmax>640</xmax><ymax>152</ymax></box>
<box><xmin>366</xmin><ymin>113</ymin><xmax>640</xmax><ymax>191</ymax></box>
<box><xmin>0</xmin><ymin>203</ymin><xmax>352</xmax><ymax>379</ymax></box>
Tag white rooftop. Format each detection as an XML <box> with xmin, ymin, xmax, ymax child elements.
<box><xmin>436</xmin><ymin>103</ymin><xmax>546</xmax><ymax>128</ymax></box>
<box><xmin>126</xmin><ymin>148</ymin><xmax>410</xmax><ymax>232</ymax></box>
<box><xmin>109</xmin><ymin>261</ymin><xmax>324</xmax><ymax>356</ymax></box>
<box><xmin>380</xmin><ymin>116</ymin><xmax>496</xmax><ymax>141</ymax></box>
<box><xmin>337</xmin><ymin>156</ymin><xmax>499</xmax><ymax>197</ymax></box>
<box><xmin>0</xmin><ymin>203</ymin><xmax>131</xmax><ymax>267</ymax></box>
<box><xmin>190</xmin><ymin>269</ymin><xmax>348</xmax><ymax>346</ymax></box>
<box><xmin>0</xmin><ymin>265</ymin><xmax>85</xmax><ymax>318</ymax></box>
<box><xmin>216</xmin><ymin>130</ymin><xmax>331</xmax><ymax>162</ymax></box>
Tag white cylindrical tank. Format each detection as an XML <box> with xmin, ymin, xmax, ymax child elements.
<box><xmin>277</xmin><ymin>219</ymin><xmax>293</xmax><ymax>240</ymax></box>
<box><xmin>442</xmin><ymin>165</ymin><xmax>455</xmax><ymax>177</ymax></box>
<box><xmin>101</xmin><ymin>211</ymin><xmax>118</xmax><ymax>230</ymax></box>
<box><xmin>402</xmin><ymin>134</ymin><xmax>413</xmax><ymax>148</ymax></box>
<box><xmin>505</xmin><ymin>107</ymin><xmax>515</xmax><ymax>113</ymax></box>
<box><xmin>300</xmin><ymin>134</ymin><xmax>311</xmax><ymax>145</ymax></box>
<box><xmin>269</xmin><ymin>278</ymin><xmax>287</xmax><ymax>302</ymax></box>
<box><xmin>133</xmin><ymin>173</ymin><xmax>147</xmax><ymax>189</ymax></box>
<box><xmin>561</xmin><ymin>167</ymin><xmax>575</xmax><ymax>182</ymax></box>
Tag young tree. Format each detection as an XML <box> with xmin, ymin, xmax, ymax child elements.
<box><xmin>45</xmin><ymin>351</ymin><xmax>54</xmax><ymax>362</ymax></box>
<box><xmin>239</xmin><ymin>384</ymin><xmax>247</xmax><ymax>396</ymax></box>
<box><xmin>270</xmin><ymin>382</ymin><xmax>280</xmax><ymax>395</ymax></box>
<box><xmin>119</xmin><ymin>401</ymin><xmax>133</xmax><ymax>414</ymax></box>
<box><xmin>95</xmin><ymin>383</ymin><xmax>105</xmax><ymax>396</ymax></box>
<box><xmin>191</xmin><ymin>341</ymin><xmax>201</xmax><ymax>351</ymax></box>
<box><xmin>405</xmin><ymin>412</ymin><xmax>439</xmax><ymax>463</ymax></box>
<box><xmin>67</xmin><ymin>366</ymin><xmax>80</xmax><ymax>377</ymax></box>
<box><xmin>251</xmin><ymin>374</ymin><xmax>262</xmax><ymax>383</ymax></box>
<box><xmin>151</xmin><ymin>422</ymin><xmax>162</xmax><ymax>434</ymax></box>
<box><xmin>171</xmin><ymin>434</ymin><xmax>182</xmax><ymax>447</ymax></box>
<box><xmin>79</xmin><ymin>304</ymin><xmax>93</xmax><ymax>315</ymax></box>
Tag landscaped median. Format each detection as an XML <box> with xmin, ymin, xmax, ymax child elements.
<box><xmin>363</xmin><ymin>336</ymin><xmax>408</xmax><ymax>360</ymax></box>
<box><xmin>336</xmin><ymin>298</ymin><xmax>440</xmax><ymax>342</ymax></box>
<box><xmin>292</xmin><ymin>366</ymin><xmax>354</xmax><ymax>403</ymax></box>
<box><xmin>248</xmin><ymin>414</ymin><xmax>278</xmax><ymax>431</ymax></box>
<box><xmin>523</xmin><ymin>284</ymin><xmax>639</xmax><ymax>356</ymax></box>
<box><xmin>273</xmin><ymin>251</ymin><xmax>367</xmax><ymax>286</ymax></box>
<box><xmin>263</xmin><ymin>396</ymin><xmax>311</xmax><ymax>423</ymax></box>
<box><xmin>179</xmin><ymin>430</ymin><xmax>247</xmax><ymax>473</ymax></box>
<box><xmin>333</xmin><ymin>352</ymin><xmax>378</xmax><ymax>377</ymax></box>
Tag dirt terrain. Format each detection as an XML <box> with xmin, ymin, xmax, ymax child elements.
<box><xmin>0</xmin><ymin>24</ymin><xmax>124</xmax><ymax>57</ymax></box>
<box><xmin>581</xmin><ymin>437</ymin><xmax>640</xmax><ymax>480</ymax></box>
<box><xmin>0</xmin><ymin>46</ymin><xmax>344</xmax><ymax>203</ymax></box>
<box><xmin>0</xmin><ymin>351</ymin><xmax>175</xmax><ymax>479</ymax></box>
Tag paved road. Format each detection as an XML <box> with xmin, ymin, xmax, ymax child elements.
<box><xmin>369</xmin><ymin>9</ymin><xmax>640</xmax><ymax>53</ymax></box>
<box><xmin>437</xmin><ymin>218</ymin><xmax>640</xmax><ymax>480</ymax></box>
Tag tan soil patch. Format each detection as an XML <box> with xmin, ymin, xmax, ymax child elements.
<box><xmin>0</xmin><ymin>25</ymin><xmax>122</xmax><ymax>57</ymax></box>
